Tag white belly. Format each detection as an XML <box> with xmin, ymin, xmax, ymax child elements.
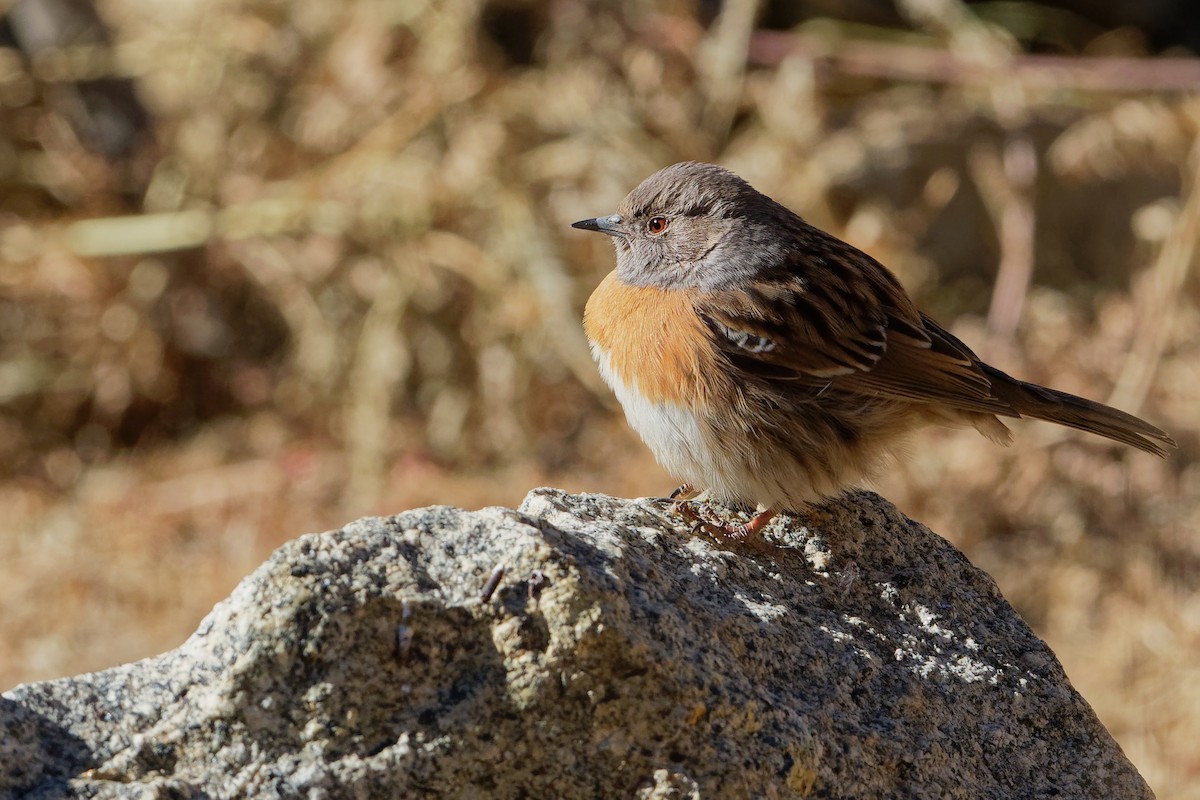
<box><xmin>590</xmin><ymin>343</ymin><xmax>714</xmax><ymax>483</ymax></box>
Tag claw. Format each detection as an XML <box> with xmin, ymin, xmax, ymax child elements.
<box><xmin>669</xmin><ymin>483</ymin><xmax>698</xmax><ymax>501</ymax></box>
<box><xmin>674</xmin><ymin>501</ymin><xmax>703</xmax><ymax>525</ymax></box>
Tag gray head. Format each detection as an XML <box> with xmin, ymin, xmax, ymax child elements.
<box><xmin>572</xmin><ymin>162</ymin><xmax>799</xmax><ymax>290</ymax></box>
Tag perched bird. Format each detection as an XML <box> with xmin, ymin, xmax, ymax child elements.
<box><xmin>574</xmin><ymin>162</ymin><xmax>1175</xmax><ymax>540</ymax></box>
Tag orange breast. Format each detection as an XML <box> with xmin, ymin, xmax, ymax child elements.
<box><xmin>584</xmin><ymin>271</ymin><xmax>716</xmax><ymax>407</ymax></box>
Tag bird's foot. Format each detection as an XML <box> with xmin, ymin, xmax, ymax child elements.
<box><xmin>647</xmin><ymin>483</ymin><xmax>699</xmax><ymax>509</ymax></box>
<box><xmin>669</xmin><ymin>483</ymin><xmax>699</xmax><ymax>501</ymax></box>
<box><xmin>674</xmin><ymin>502</ymin><xmax>777</xmax><ymax>544</ymax></box>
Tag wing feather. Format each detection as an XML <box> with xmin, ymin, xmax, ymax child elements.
<box><xmin>695</xmin><ymin>232</ymin><xmax>1017</xmax><ymax>416</ymax></box>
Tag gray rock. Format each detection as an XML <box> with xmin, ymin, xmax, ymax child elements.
<box><xmin>0</xmin><ymin>489</ymin><xmax>1152</xmax><ymax>799</ymax></box>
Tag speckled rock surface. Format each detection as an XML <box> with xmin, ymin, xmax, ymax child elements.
<box><xmin>1</xmin><ymin>489</ymin><xmax>1152</xmax><ymax>799</ymax></box>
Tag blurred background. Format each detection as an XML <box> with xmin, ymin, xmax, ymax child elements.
<box><xmin>0</xmin><ymin>0</ymin><xmax>1197</xmax><ymax>794</ymax></box>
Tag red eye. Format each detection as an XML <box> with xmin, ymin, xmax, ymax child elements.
<box><xmin>647</xmin><ymin>216</ymin><xmax>669</xmax><ymax>235</ymax></box>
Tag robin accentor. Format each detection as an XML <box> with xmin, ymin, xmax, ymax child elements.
<box><xmin>573</xmin><ymin>161</ymin><xmax>1175</xmax><ymax>540</ymax></box>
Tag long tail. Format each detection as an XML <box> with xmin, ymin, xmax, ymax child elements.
<box><xmin>979</xmin><ymin>364</ymin><xmax>1176</xmax><ymax>457</ymax></box>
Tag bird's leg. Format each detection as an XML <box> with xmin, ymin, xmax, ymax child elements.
<box><xmin>667</xmin><ymin>485</ymin><xmax>747</xmax><ymax>542</ymax></box>
<box><xmin>666</xmin><ymin>486</ymin><xmax>778</xmax><ymax>543</ymax></box>
<box><xmin>696</xmin><ymin>507</ymin><xmax>778</xmax><ymax>543</ymax></box>
<box><xmin>743</xmin><ymin>507</ymin><xmax>778</xmax><ymax>537</ymax></box>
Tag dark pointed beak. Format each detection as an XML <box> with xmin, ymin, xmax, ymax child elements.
<box><xmin>571</xmin><ymin>214</ymin><xmax>624</xmax><ymax>236</ymax></box>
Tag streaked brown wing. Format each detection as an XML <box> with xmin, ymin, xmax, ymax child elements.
<box><xmin>695</xmin><ymin>238</ymin><xmax>1018</xmax><ymax>417</ymax></box>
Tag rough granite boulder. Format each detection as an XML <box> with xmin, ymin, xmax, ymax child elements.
<box><xmin>1</xmin><ymin>489</ymin><xmax>1152</xmax><ymax>799</ymax></box>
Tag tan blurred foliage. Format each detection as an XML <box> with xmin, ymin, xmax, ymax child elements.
<box><xmin>0</xmin><ymin>0</ymin><xmax>1197</xmax><ymax>796</ymax></box>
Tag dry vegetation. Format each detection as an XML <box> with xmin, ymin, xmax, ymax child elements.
<box><xmin>1</xmin><ymin>0</ymin><xmax>1197</xmax><ymax>795</ymax></box>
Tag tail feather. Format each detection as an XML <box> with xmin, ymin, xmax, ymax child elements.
<box><xmin>979</xmin><ymin>364</ymin><xmax>1176</xmax><ymax>458</ymax></box>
